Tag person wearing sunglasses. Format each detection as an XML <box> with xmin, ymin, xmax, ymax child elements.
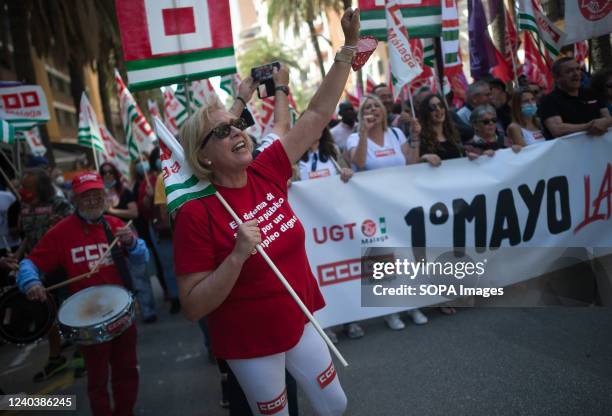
<box><xmin>464</xmin><ymin>104</ymin><xmax>518</xmax><ymax>157</ymax></box>
<box><xmin>173</xmin><ymin>9</ymin><xmax>361</xmax><ymax>415</ymax></box>
<box><xmin>417</xmin><ymin>94</ymin><xmax>476</xmax><ymax>166</ymax></box>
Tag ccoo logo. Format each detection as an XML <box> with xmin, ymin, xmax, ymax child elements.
<box><xmin>578</xmin><ymin>0</ymin><xmax>611</xmax><ymax>21</ymax></box>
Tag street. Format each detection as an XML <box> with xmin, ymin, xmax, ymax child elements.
<box><xmin>1</xmin><ymin>280</ymin><xmax>611</xmax><ymax>416</ymax></box>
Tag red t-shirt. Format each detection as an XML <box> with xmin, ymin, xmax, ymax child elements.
<box><xmin>27</xmin><ymin>214</ymin><xmax>127</xmax><ymax>294</ymax></box>
<box><xmin>173</xmin><ymin>140</ymin><xmax>325</xmax><ymax>359</ymax></box>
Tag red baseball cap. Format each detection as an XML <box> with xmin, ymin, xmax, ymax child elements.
<box><xmin>72</xmin><ymin>172</ymin><xmax>105</xmax><ymax>195</ymax></box>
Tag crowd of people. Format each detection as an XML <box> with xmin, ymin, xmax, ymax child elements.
<box><xmin>0</xmin><ymin>10</ymin><xmax>610</xmax><ymax>411</ymax></box>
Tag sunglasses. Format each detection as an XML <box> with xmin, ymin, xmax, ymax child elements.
<box><xmin>429</xmin><ymin>102</ymin><xmax>445</xmax><ymax>112</ymax></box>
<box><xmin>479</xmin><ymin>118</ymin><xmax>497</xmax><ymax>125</ymax></box>
<box><xmin>201</xmin><ymin>118</ymin><xmax>248</xmax><ymax>149</ymax></box>
<box><xmin>101</xmin><ymin>169</ymin><xmax>113</xmax><ymax>175</ymax></box>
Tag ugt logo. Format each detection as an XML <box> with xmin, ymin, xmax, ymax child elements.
<box><xmin>361</xmin><ymin>217</ymin><xmax>388</xmax><ymax>244</ymax></box>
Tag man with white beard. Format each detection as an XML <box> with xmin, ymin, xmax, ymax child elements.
<box><xmin>17</xmin><ymin>171</ymin><xmax>149</xmax><ymax>416</ymax></box>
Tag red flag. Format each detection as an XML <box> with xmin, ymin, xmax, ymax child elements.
<box><xmin>523</xmin><ymin>31</ymin><xmax>553</xmax><ymax>92</ymax></box>
<box><xmin>575</xmin><ymin>41</ymin><xmax>588</xmax><ymax>66</ymax></box>
<box><xmin>345</xmin><ymin>90</ymin><xmax>360</xmax><ymax>109</ymax></box>
<box><xmin>366</xmin><ymin>75</ymin><xmax>376</xmax><ymax>94</ymax></box>
<box><xmin>491</xmin><ymin>7</ymin><xmax>519</xmax><ymax>82</ymax></box>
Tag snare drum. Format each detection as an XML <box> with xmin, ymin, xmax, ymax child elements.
<box><xmin>58</xmin><ymin>285</ymin><xmax>135</xmax><ymax>345</ymax></box>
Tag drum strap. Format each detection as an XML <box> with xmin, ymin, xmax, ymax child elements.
<box><xmin>101</xmin><ymin>218</ymin><xmax>134</xmax><ymax>292</ymax></box>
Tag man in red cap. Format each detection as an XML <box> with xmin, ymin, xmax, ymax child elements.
<box><xmin>16</xmin><ymin>171</ymin><xmax>149</xmax><ymax>416</ymax></box>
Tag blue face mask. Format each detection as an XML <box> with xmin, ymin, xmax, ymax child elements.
<box><xmin>521</xmin><ymin>103</ymin><xmax>538</xmax><ymax>117</ymax></box>
<box><xmin>136</xmin><ymin>161</ymin><xmax>150</xmax><ymax>175</ymax></box>
<box><xmin>104</xmin><ymin>180</ymin><xmax>116</xmax><ymax>189</ymax></box>
<box><xmin>155</xmin><ymin>159</ymin><xmax>161</xmax><ymax>171</ymax></box>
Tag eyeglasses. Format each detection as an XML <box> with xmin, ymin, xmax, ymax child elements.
<box><xmin>200</xmin><ymin>118</ymin><xmax>248</xmax><ymax>149</ymax></box>
<box><xmin>428</xmin><ymin>102</ymin><xmax>445</xmax><ymax>112</ymax></box>
<box><xmin>101</xmin><ymin>169</ymin><xmax>113</xmax><ymax>175</ymax></box>
<box><xmin>479</xmin><ymin>118</ymin><xmax>497</xmax><ymax>125</ymax></box>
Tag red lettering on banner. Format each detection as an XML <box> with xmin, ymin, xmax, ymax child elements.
<box><xmin>317</xmin><ymin>361</ymin><xmax>337</xmax><ymax>389</ymax></box>
<box><xmin>312</xmin><ymin>223</ymin><xmax>357</xmax><ymax>244</ymax></box>
<box><xmin>375</xmin><ymin>149</ymin><xmax>396</xmax><ymax>157</ymax></box>
<box><xmin>308</xmin><ymin>169</ymin><xmax>330</xmax><ymax>179</ymax></box>
<box><xmin>162</xmin><ymin>7</ymin><xmax>196</xmax><ymax>36</ymax></box>
<box><xmin>317</xmin><ymin>258</ymin><xmax>361</xmax><ymax>286</ymax></box>
<box><xmin>574</xmin><ymin>163</ymin><xmax>612</xmax><ymax>234</ymax></box>
<box><xmin>257</xmin><ymin>388</ymin><xmax>287</xmax><ymax>415</ymax></box>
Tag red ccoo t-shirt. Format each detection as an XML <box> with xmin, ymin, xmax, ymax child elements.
<box><xmin>173</xmin><ymin>140</ymin><xmax>325</xmax><ymax>359</ymax></box>
<box><xmin>27</xmin><ymin>214</ymin><xmax>128</xmax><ymax>294</ymax></box>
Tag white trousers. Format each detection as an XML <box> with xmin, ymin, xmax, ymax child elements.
<box><xmin>227</xmin><ymin>323</ymin><xmax>347</xmax><ymax>415</ymax></box>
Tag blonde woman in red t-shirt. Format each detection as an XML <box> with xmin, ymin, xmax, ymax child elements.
<box><xmin>173</xmin><ymin>10</ymin><xmax>360</xmax><ymax>416</ymax></box>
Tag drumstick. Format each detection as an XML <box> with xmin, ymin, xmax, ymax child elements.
<box><xmin>45</xmin><ymin>220</ymin><xmax>133</xmax><ymax>292</ymax></box>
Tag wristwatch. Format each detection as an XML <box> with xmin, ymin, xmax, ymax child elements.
<box><xmin>275</xmin><ymin>85</ymin><xmax>290</xmax><ymax>96</ymax></box>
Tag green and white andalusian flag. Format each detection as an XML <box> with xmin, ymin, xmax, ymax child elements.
<box><xmin>0</xmin><ymin>119</ymin><xmax>15</xmax><ymax>144</ymax></box>
<box><xmin>220</xmin><ymin>74</ymin><xmax>239</xmax><ymax>98</ymax></box>
<box><xmin>115</xmin><ymin>69</ymin><xmax>156</xmax><ymax>159</ymax></box>
<box><xmin>115</xmin><ymin>0</ymin><xmax>237</xmax><ymax>91</ymax></box>
<box><xmin>163</xmin><ymin>87</ymin><xmax>188</xmax><ymax>135</ymax></box>
<box><xmin>386</xmin><ymin>1</ymin><xmax>423</xmax><ymax>99</ymax></box>
<box><xmin>153</xmin><ymin>116</ymin><xmax>215</xmax><ymax>212</ymax></box>
<box><xmin>517</xmin><ymin>0</ymin><xmax>564</xmax><ymax>59</ymax></box>
<box><xmin>77</xmin><ymin>93</ymin><xmax>107</xmax><ymax>155</ymax></box>
<box><xmin>359</xmin><ymin>0</ymin><xmax>442</xmax><ymax>39</ymax></box>
<box><xmin>422</xmin><ymin>38</ymin><xmax>435</xmax><ymax>68</ymax></box>
<box><xmin>440</xmin><ymin>0</ymin><xmax>461</xmax><ymax>72</ymax></box>
<box><xmin>175</xmin><ymin>79</ymin><xmax>223</xmax><ymax>113</ymax></box>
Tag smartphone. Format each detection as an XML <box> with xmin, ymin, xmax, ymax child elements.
<box><xmin>251</xmin><ymin>61</ymin><xmax>280</xmax><ymax>83</ymax></box>
<box><xmin>251</xmin><ymin>62</ymin><xmax>280</xmax><ymax>99</ymax></box>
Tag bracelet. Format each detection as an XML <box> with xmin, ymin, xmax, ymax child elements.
<box><xmin>236</xmin><ymin>96</ymin><xmax>247</xmax><ymax>106</ymax></box>
<box><xmin>275</xmin><ymin>85</ymin><xmax>290</xmax><ymax>96</ymax></box>
<box><xmin>335</xmin><ymin>48</ymin><xmax>354</xmax><ymax>65</ymax></box>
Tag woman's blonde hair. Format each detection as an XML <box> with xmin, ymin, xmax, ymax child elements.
<box><xmin>179</xmin><ymin>102</ymin><xmax>226</xmax><ymax>181</ymax></box>
<box><xmin>358</xmin><ymin>95</ymin><xmax>388</xmax><ymax>131</ymax></box>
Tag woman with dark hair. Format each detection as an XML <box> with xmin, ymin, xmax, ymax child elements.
<box><xmin>298</xmin><ymin>127</ymin><xmax>353</xmax><ymax>182</ymax></box>
<box><xmin>99</xmin><ymin>161</ymin><xmax>157</xmax><ymax>323</ymax></box>
<box><xmin>100</xmin><ymin>162</ymin><xmax>138</xmax><ymax>221</ymax></box>
<box><xmin>507</xmin><ymin>88</ymin><xmax>545</xmax><ymax>146</ymax></box>
<box><xmin>418</xmin><ymin>94</ymin><xmax>469</xmax><ymax>165</ymax></box>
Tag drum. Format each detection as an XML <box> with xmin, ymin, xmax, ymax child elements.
<box><xmin>0</xmin><ymin>286</ymin><xmax>56</xmax><ymax>344</ymax></box>
<box><xmin>58</xmin><ymin>285</ymin><xmax>135</xmax><ymax>345</ymax></box>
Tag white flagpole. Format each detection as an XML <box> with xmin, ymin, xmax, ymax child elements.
<box><xmin>91</xmin><ymin>141</ymin><xmax>100</xmax><ymax>171</ymax></box>
<box><xmin>214</xmin><ymin>191</ymin><xmax>349</xmax><ymax>367</ymax></box>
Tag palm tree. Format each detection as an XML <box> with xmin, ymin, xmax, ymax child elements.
<box><xmin>238</xmin><ymin>38</ymin><xmax>300</xmax><ymax>77</ymax></box>
<box><xmin>266</xmin><ymin>0</ymin><xmax>346</xmax><ymax>79</ymax></box>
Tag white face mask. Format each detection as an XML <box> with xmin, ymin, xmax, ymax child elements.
<box><xmin>55</xmin><ymin>176</ymin><xmax>65</xmax><ymax>186</ymax></box>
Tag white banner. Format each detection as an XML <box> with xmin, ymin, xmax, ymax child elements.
<box><xmin>288</xmin><ymin>132</ymin><xmax>612</xmax><ymax>327</ymax></box>
<box><xmin>562</xmin><ymin>0</ymin><xmax>611</xmax><ymax>44</ymax></box>
<box><xmin>0</xmin><ymin>85</ymin><xmax>49</xmax><ymax>130</ymax></box>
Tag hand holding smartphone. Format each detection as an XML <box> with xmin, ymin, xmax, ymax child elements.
<box><xmin>251</xmin><ymin>62</ymin><xmax>281</xmax><ymax>99</ymax></box>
